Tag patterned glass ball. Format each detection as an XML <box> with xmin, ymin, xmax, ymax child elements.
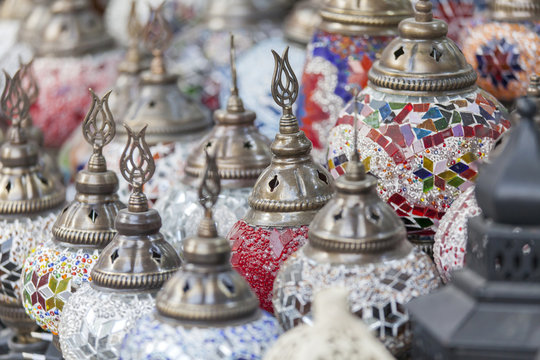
<box><xmin>58</xmin><ymin>283</ymin><xmax>156</xmax><ymax>360</ymax></box>
<box><xmin>298</xmin><ymin>30</ymin><xmax>392</xmax><ymax>157</ymax></box>
<box><xmin>461</xmin><ymin>21</ymin><xmax>540</xmax><ymax>104</ymax></box>
<box><xmin>155</xmin><ymin>183</ymin><xmax>251</xmax><ymax>253</ymax></box>
<box><xmin>430</xmin><ymin>0</ymin><xmax>487</xmax><ymax>43</ymax></box>
<box><xmin>0</xmin><ymin>213</ymin><xmax>58</xmax><ymax>304</ymax></box>
<box><xmin>228</xmin><ymin>221</ymin><xmax>309</xmax><ymax>313</ymax></box>
<box><xmin>272</xmin><ymin>246</ymin><xmax>441</xmax><ymax>356</ymax></box>
<box><xmin>120</xmin><ymin>311</ymin><xmax>280</xmax><ymax>359</ymax></box>
<box><xmin>433</xmin><ymin>185</ymin><xmax>480</xmax><ymax>283</ymax></box>
<box><xmin>21</xmin><ymin>241</ymin><xmax>100</xmax><ymax>335</ymax></box>
<box><xmin>326</xmin><ymin>87</ymin><xmax>509</xmax><ymax>242</ymax></box>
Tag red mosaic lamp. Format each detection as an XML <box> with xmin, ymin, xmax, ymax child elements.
<box><xmin>326</xmin><ymin>0</ymin><xmax>510</xmax><ymax>255</ymax></box>
<box><xmin>227</xmin><ymin>47</ymin><xmax>335</xmax><ymax>313</ymax></box>
<box><xmin>461</xmin><ymin>0</ymin><xmax>540</xmax><ymax>106</ymax></box>
<box><xmin>297</xmin><ymin>0</ymin><xmax>413</xmax><ymax>161</ymax></box>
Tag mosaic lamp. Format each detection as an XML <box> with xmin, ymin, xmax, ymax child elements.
<box><xmin>121</xmin><ymin>151</ymin><xmax>281</xmax><ymax>359</ymax></box>
<box><xmin>283</xmin><ymin>0</ymin><xmax>323</xmax><ymax>46</ymax></box>
<box><xmin>461</xmin><ymin>0</ymin><xmax>540</xmax><ymax>106</ymax></box>
<box><xmin>21</xmin><ymin>90</ymin><xmax>125</xmax><ymax>336</ymax></box>
<box><xmin>227</xmin><ymin>47</ymin><xmax>335</xmax><ymax>313</ymax></box>
<box><xmin>105</xmin><ymin>5</ymin><xmax>211</xmax><ymax>204</ymax></box>
<box><xmin>155</xmin><ymin>34</ymin><xmax>271</xmax><ymax>253</ymax></box>
<box><xmin>430</xmin><ymin>0</ymin><xmax>488</xmax><ymax>44</ymax></box>
<box><xmin>273</xmin><ymin>97</ymin><xmax>440</xmax><ymax>357</ymax></box>
<box><xmin>408</xmin><ymin>97</ymin><xmax>540</xmax><ymax>359</ymax></box>
<box><xmin>0</xmin><ymin>70</ymin><xmax>65</xmax><ymax>353</ymax></box>
<box><xmin>297</xmin><ymin>0</ymin><xmax>413</xmax><ymax>161</ymax></box>
<box><xmin>265</xmin><ymin>288</ymin><xmax>395</xmax><ymax>360</ymax></box>
<box><xmin>326</xmin><ymin>0</ymin><xmax>510</xmax><ymax>255</ymax></box>
<box><xmin>58</xmin><ymin>124</ymin><xmax>181</xmax><ymax>359</ymax></box>
<box><xmin>13</xmin><ymin>0</ymin><xmax>120</xmax><ymax>148</ymax></box>
<box><xmin>434</xmin><ymin>74</ymin><xmax>540</xmax><ymax>283</ymax></box>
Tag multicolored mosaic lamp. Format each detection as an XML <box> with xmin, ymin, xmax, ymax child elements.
<box><xmin>434</xmin><ymin>74</ymin><xmax>540</xmax><ymax>283</ymax></box>
<box><xmin>15</xmin><ymin>0</ymin><xmax>120</xmax><ymax>148</ymax></box>
<box><xmin>227</xmin><ymin>47</ymin><xmax>335</xmax><ymax>313</ymax></box>
<box><xmin>273</xmin><ymin>98</ymin><xmax>440</xmax><ymax>357</ymax></box>
<box><xmin>0</xmin><ymin>70</ymin><xmax>65</xmax><ymax>353</ymax></box>
<box><xmin>265</xmin><ymin>288</ymin><xmax>395</xmax><ymax>360</ymax></box>
<box><xmin>155</xmin><ymin>34</ymin><xmax>271</xmax><ymax>253</ymax></box>
<box><xmin>105</xmin><ymin>5</ymin><xmax>211</xmax><ymax>204</ymax></box>
<box><xmin>408</xmin><ymin>97</ymin><xmax>540</xmax><ymax>359</ymax></box>
<box><xmin>297</xmin><ymin>0</ymin><xmax>413</xmax><ymax>161</ymax></box>
<box><xmin>58</xmin><ymin>124</ymin><xmax>181</xmax><ymax>359</ymax></box>
<box><xmin>326</xmin><ymin>0</ymin><xmax>510</xmax><ymax>255</ymax></box>
<box><xmin>121</xmin><ymin>151</ymin><xmax>281</xmax><ymax>359</ymax></box>
<box><xmin>21</xmin><ymin>90</ymin><xmax>125</xmax><ymax>335</ymax></box>
<box><xmin>461</xmin><ymin>0</ymin><xmax>539</xmax><ymax>106</ymax></box>
<box><xmin>431</xmin><ymin>0</ymin><xmax>488</xmax><ymax>44</ymax></box>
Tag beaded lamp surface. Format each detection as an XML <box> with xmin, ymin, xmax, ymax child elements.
<box><xmin>105</xmin><ymin>5</ymin><xmax>211</xmax><ymax>205</ymax></box>
<box><xmin>297</xmin><ymin>0</ymin><xmax>413</xmax><ymax>161</ymax></box>
<box><xmin>434</xmin><ymin>74</ymin><xmax>540</xmax><ymax>283</ymax></box>
<box><xmin>273</xmin><ymin>94</ymin><xmax>440</xmax><ymax>357</ymax></box>
<box><xmin>58</xmin><ymin>124</ymin><xmax>181</xmax><ymax>360</ymax></box>
<box><xmin>326</xmin><ymin>0</ymin><xmax>510</xmax><ymax>255</ymax></box>
<box><xmin>155</xmin><ymin>34</ymin><xmax>271</xmax><ymax>253</ymax></box>
<box><xmin>21</xmin><ymin>90</ymin><xmax>125</xmax><ymax>335</ymax></box>
<box><xmin>121</xmin><ymin>151</ymin><xmax>281</xmax><ymax>360</ymax></box>
<box><xmin>461</xmin><ymin>0</ymin><xmax>540</xmax><ymax>105</ymax></box>
<box><xmin>227</xmin><ymin>47</ymin><xmax>335</xmax><ymax>313</ymax></box>
<box><xmin>0</xmin><ymin>70</ymin><xmax>65</xmax><ymax>348</ymax></box>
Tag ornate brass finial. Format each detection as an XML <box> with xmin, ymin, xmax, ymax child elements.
<box><xmin>143</xmin><ymin>3</ymin><xmax>172</xmax><ymax>76</ymax></box>
<box><xmin>18</xmin><ymin>57</ymin><xmax>39</xmax><ymax>106</ymax></box>
<box><xmin>1</xmin><ymin>70</ymin><xmax>29</xmax><ymax>145</ymax></box>
<box><xmin>196</xmin><ymin>151</ymin><xmax>220</xmax><ymax>239</ymax></box>
<box><xmin>227</xmin><ymin>33</ymin><xmax>245</xmax><ymax>113</ymax></box>
<box><xmin>120</xmin><ymin>124</ymin><xmax>155</xmax><ymax>212</ymax></box>
<box><xmin>83</xmin><ymin>90</ymin><xmax>115</xmax><ymax>173</ymax></box>
<box><xmin>346</xmin><ymin>89</ymin><xmax>366</xmax><ymax>182</ymax></box>
<box><xmin>271</xmin><ymin>47</ymin><xmax>299</xmax><ymax>133</ymax></box>
<box><xmin>415</xmin><ymin>0</ymin><xmax>433</xmax><ymax>22</ymax></box>
<box><xmin>121</xmin><ymin>0</ymin><xmax>143</xmax><ymax>71</ymax></box>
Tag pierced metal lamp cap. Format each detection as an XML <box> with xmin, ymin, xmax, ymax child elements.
<box><xmin>34</xmin><ymin>0</ymin><xmax>114</xmax><ymax>57</ymax></box>
<box><xmin>319</xmin><ymin>0</ymin><xmax>413</xmax><ymax>36</ymax></box>
<box><xmin>368</xmin><ymin>0</ymin><xmax>477</xmax><ymax>95</ymax></box>
<box><xmin>309</xmin><ymin>98</ymin><xmax>407</xmax><ymax>253</ymax></box>
<box><xmin>283</xmin><ymin>0</ymin><xmax>323</xmax><ymax>45</ymax></box>
<box><xmin>0</xmin><ymin>70</ymin><xmax>65</xmax><ymax>215</ymax></box>
<box><xmin>244</xmin><ymin>47</ymin><xmax>335</xmax><ymax>227</ymax></box>
<box><xmin>90</xmin><ymin>124</ymin><xmax>181</xmax><ymax>291</ymax></box>
<box><xmin>157</xmin><ymin>152</ymin><xmax>259</xmax><ymax>325</ymax></box>
<box><xmin>492</xmin><ymin>0</ymin><xmax>540</xmax><ymax>21</ymax></box>
<box><xmin>118</xmin><ymin>5</ymin><xmax>211</xmax><ymax>145</ymax></box>
<box><xmin>184</xmin><ymin>35</ymin><xmax>271</xmax><ymax>189</ymax></box>
<box><xmin>53</xmin><ymin>90</ymin><xmax>126</xmax><ymax>248</ymax></box>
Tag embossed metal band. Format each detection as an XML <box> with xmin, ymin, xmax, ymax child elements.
<box><xmin>0</xmin><ymin>191</ymin><xmax>65</xmax><ymax>215</ymax></box>
<box><xmin>91</xmin><ymin>269</ymin><xmax>177</xmax><ymax>290</ymax></box>
<box><xmin>309</xmin><ymin>232</ymin><xmax>402</xmax><ymax>253</ymax></box>
<box><xmin>53</xmin><ymin>227</ymin><xmax>116</xmax><ymax>248</ymax></box>
<box><xmin>248</xmin><ymin>194</ymin><xmax>334</xmax><ymax>213</ymax></box>
<box><xmin>157</xmin><ymin>298</ymin><xmax>259</xmax><ymax>323</ymax></box>
<box><xmin>185</xmin><ymin>166</ymin><xmax>265</xmax><ymax>181</ymax></box>
<box><xmin>320</xmin><ymin>10</ymin><xmax>409</xmax><ymax>26</ymax></box>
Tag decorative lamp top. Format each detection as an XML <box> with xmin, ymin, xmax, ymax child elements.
<box><xmin>118</xmin><ymin>0</ymin><xmax>146</xmax><ymax>74</ymax></box>
<box><xmin>0</xmin><ymin>70</ymin><xmax>65</xmax><ymax>215</ymax></box>
<box><xmin>204</xmin><ymin>0</ymin><xmax>259</xmax><ymax>31</ymax></box>
<box><xmin>142</xmin><ymin>4</ymin><xmax>173</xmax><ymax>80</ymax></box>
<box><xmin>184</xmin><ymin>34</ymin><xmax>272</xmax><ymax>189</ymax></box>
<box><xmin>90</xmin><ymin>122</ymin><xmax>180</xmax><ymax>291</ymax></box>
<box><xmin>53</xmin><ymin>89</ymin><xmax>125</xmax><ymax>248</ymax></box>
<box><xmin>18</xmin><ymin>58</ymin><xmax>44</xmax><ymax>146</ymax></box>
<box><xmin>244</xmin><ymin>47</ymin><xmax>334</xmax><ymax>227</ymax></box>
<box><xmin>492</xmin><ymin>0</ymin><xmax>540</xmax><ymax>21</ymax></box>
<box><xmin>368</xmin><ymin>0</ymin><xmax>477</xmax><ymax>94</ymax></box>
<box><xmin>319</xmin><ymin>0</ymin><xmax>413</xmax><ymax>35</ymax></box>
<box><xmin>308</xmin><ymin>92</ymin><xmax>407</xmax><ymax>253</ymax></box>
<box><xmin>156</xmin><ymin>152</ymin><xmax>259</xmax><ymax>325</ymax></box>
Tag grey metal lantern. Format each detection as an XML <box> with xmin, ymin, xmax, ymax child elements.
<box><xmin>408</xmin><ymin>97</ymin><xmax>540</xmax><ymax>359</ymax></box>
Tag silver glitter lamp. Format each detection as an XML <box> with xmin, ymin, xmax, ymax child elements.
<box><xmin>0</xmin><ymin>70</ymin><xmax>65</xmax><ymax>354</ymax></box>
<box><xmin>21</xmin><ymin>90</ymin><xmax>125</xmax><ymax>335</ymax></box>
<box><xmin>273</xmin><ymin>95</ymin><xmax>441</xmax><ymax>357</ymax></box>
<box><xmin>58</xmin><ymin>124</ymin><xmax>181</xmax><ymax>359</ymax></box>
<box><xmin>155</xmin><ymin>34</ymin><xmax>271</xmax><ymax>253</ymax></box>
<box><xmin>121</xmin><ymin>151</ymin><xmax>281</xmax><ymax>359</ymax></box>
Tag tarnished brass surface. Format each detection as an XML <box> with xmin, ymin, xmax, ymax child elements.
<box><xmin>244</xmin><ymin>47</ymin><xmax>334</xmax><ymax>227</ymax></box>
<box><xmin>91</xmin><ymin>124</ymin><xmax>181</xmax><ymax>291</ymax></box>
<box><xmin>184</xmin><ymin>35</ymin><xmax>271</xmax><ymax>189</ymax></box>
<box><xmin>157</xmin><ymin>152</ymin><xmax>260</xmax><ymax>325</ymax></box>
<box><xmin>283</xmin><ymin>0</ymin><xmax>323</xmax><ymax>45</ymax></box>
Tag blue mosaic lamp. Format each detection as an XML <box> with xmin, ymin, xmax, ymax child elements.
<box><xmin>121</xmin><ymin>152</ymin><xmax>281</xmax><ymax>360</ymax></box>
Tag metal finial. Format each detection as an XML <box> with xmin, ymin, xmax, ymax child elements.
<box><xmin>127</xmin><ymin>0</ymin><xmax>141</xmax><ymax>41</ymax></box>
<box><xmin>18</xmin><ymin>57</ymin><xmax>38</xmax><ymax>106</ymax></box>
<box><xmin>120</xmin><ymin>124</ymin><xmax>155</xmax><ymax>212</ymax></box>
<box><xmin>83</xmin><ymin>89</ymin><xmax>116</xmax><ymax>172</ymax></box>
<box><xmin>345</xmin><ymin>88</ymin><xmax>366</xmax><ymax>181</ymax></box>
<box><xmin>1</xmin><ymin>70</ymin><xmax>29</xmax><ymax>144</ymax></box>
<box><xmin>415</xmin><ymin>0</ymin><xmax>433</xmax><ymax>22</ymax></box>
<box><xmin>271</xmin><ymin>47</ymin><xmax>298</xmax><ymax>115</ymax></box>
<box><xmin>226</xmin><ymin>33</ymin><xmax>245</xmax><ymax>113</ymax></box>
<box><xmin>198</xmin><ymin>150</ymin><xmax>221</xmax><ymax>217</ymax></box>
<box><xmin>143</xmin><ymin>3</ymin><xmax>172</xmax><ymax>76</ymax></box>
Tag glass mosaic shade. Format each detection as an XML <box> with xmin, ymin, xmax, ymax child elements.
<box><xmin>325</xmin><ymin>0</ymin><xmax>510</xmax><ymax>254</ymax></box>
